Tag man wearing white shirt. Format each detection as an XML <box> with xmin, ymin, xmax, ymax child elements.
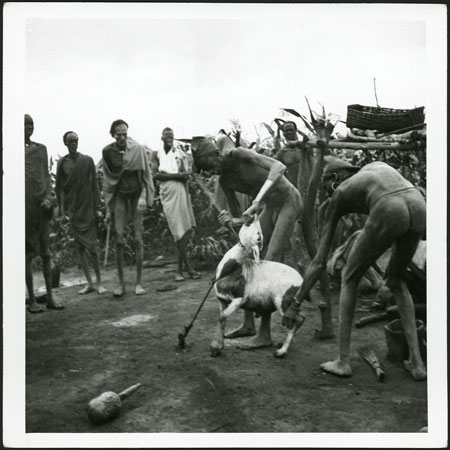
<box><xmin>153</xmin><ymin>127</ymin><xmax>200</xmax><ymax>282</ymax></box>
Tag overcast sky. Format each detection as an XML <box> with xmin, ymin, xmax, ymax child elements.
<box><xmin>23</xmin><ymin>8</ymin><xmax>427</xmax><ymax>164</ymax></box>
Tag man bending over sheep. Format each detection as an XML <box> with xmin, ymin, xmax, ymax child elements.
<box><xmin>192</xmin><ymin>135</ymin><xmax>302</xmax><ymax>349</ymax></box>
<box><xmin>282</xmin><ymin>157</ymin><xmax>427</xmax><ymax>381</ymax></box>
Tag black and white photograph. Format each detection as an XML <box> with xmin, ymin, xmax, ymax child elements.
<box><xmin>2</xmin><ymin>2</ymin><xmax>447</xmax><ymax>448</ymax></box>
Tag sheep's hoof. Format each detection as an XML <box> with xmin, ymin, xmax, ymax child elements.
<box><xmin>274</xmin><ymin>349</ymin><xmax>287</xmax><ymax>358</ymax></box>
<box><xmin>210</xmin><ymin>346</ymin><xmax>222</xmax><ymax>357</ymax></box>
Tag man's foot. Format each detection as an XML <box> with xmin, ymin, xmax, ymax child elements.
<box><xmin>27</xmin><ymin>303</ymin><xmax>45</xmax><ymax>313</ymax></box>
<box><xmin>174</xmin><ymin>274</ymin><xmax>185</xmax><ymax>282</ymax></box>
<box><xmin>237</xmin><ymin>335</ymin><xmax>273</xmax><ymax>350</ymax></box>
<box><xmin>78</xmin><ymin>285</ymin><xmax>95</xmax><ymax>295</ymax></box>
<box><xmin>135</xmin><ymin>285</ymin><xmax>146</xmax><ymax>295</ymax></box>
<box><xmin>224</xmin><ymin>325</ymin><xmax>256</xmax><ymax>339</ymax></box>
<box><xmin>403</xmin><ymin>360</ymin><xmax>427</xmax><ymax>381</ymax></box>
<box><xmin>113</xmin><ymin>286</ymin><xmax>125</xmax><ymax>297</ymax></box>
<box><xmin>314</xmin><ymin>326</ymin><xmax>335</xmax><ymax>340</ymax></box>
<box><xmin>46</xmin><ymin>302</ymin><xmax>65</xmax><ymax>310</ymax></box>
<box><xmin>188</xmin><ymin>270</ymin><xmax>201</xmax><ymax>280</ymax></box>
<box><xmin>320</xmin><ymin>359</ymin><xmax>352</xmax><ymax>377</ymax></box>
<box><xmin>97</xmin><ymin>285</ymin><xmax>108</xmax><ymax>294</ymax></box>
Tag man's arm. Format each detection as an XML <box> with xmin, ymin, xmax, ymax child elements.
<box><xmin>41</xmin><ymin>145</ymin><xmax>56</xmax><ymax>208</ymax></box>
<box><xmin>282</xmin><ymin>195</ymin><xmax>343</xmax><ymax>327</ymax></box>
<box><xmin>220</xmin><ymin>178</ymin><xmax>243</xmax><ymax>218</ymax></box>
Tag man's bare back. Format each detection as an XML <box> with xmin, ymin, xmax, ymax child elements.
<box><xmin>283</xmin><ymin>159</ymin><xmax>427</xmax><ymax>381</ymax></box>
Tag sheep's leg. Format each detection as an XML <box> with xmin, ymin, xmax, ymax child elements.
<box><xmin>237</xmin><ymin>312</ymin><xmax>273</xmax><ymax>350</ymax></box>
<box><xmin>210</xmin><ymin>298</ymin><xmax>245</xmax><ymax>357</ymax></box>
<box><xmin>274</xmin><ymin>314</ymin><xmax>305</xmax><ymax>358</ymax></box>
<box><xmin>224</xmin><ymin>310</ymin><xmax>257</xmax><ymax>339</ymax></box>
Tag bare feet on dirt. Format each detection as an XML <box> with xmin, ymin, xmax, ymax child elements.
<box><xmin>113</xmin><ymin>286</ymin><xmax>125</xmax><ymax>297</ymax></box>
<box><xmin>224</xmin><ymin>325</ymin><xmax>256</xmax><ymax>339</ymax></box>
<box><xmin>320</xmin><ymin>359</ymin><xmax>352</xmax><ymax>377</ymax></box>
<box><xmin>135</xmin><ymin>285</ymin><xmax>146</xmax><ymax>295</ymax></box>
<box><xmin>314</xmin><ymin>326</ymin><xmax>335</xmax><ymax>340</ymax></box>
<box><xmin>237</xmin><ymin>336</ymin><xmax>273</xmax><ymax>350</ymax></box>
<box><xmin>403</xmin><ymin>360</ymin><xmax>427</xmax><ymax>381</ymax></box>
<box><xmin>174</xmin><ymin>274</ymin><xmax>185</xmax><ymax>282</ymax></box>
<box><xmin>188</xmin><ymin>270</ymin><xmax>201</xmax><ymax>280</ymax></box>
<box><xmin>78</xmin><ymin>285</ymin><xmax>95</xmax><ymax>295</ymax></box>
<box><xmin>46</xmin><ymin>301</ymin><xmax>65</xmax><ymax>310</ymax></box>
<box><xmin>97</xmin><ymin>285</ymin><xmax>108</xmax><ymax>294</ymax></box>
<box><xmin>27</xmin><ymin>303</ymin><xmax>45</xmax><ymax>313</ymax></box>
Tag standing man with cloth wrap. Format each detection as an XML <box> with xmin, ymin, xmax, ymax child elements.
<box><xmin>101</xmin><ymin>119</ymin><xmax>155</xmax><ymax>297</ymax></box>
<box><xmin>25</xmin><ymin>114</ymin><xmax>64</xmax><ymax>313</ymax></box>
<box><xmin>153</xmin><ymin>127</ymin><xmax>200</xmax><ymax>282</ymax></box>
<box><xmin>56</xmin><ymin>131</ymin><xmax>107</xmax><ymax>295</ymax></box>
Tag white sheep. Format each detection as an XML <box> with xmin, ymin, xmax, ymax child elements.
<box><xmin>210</xmin><ymin>220</ymin><xmax>305</xmax><ymax>358</ymax></box>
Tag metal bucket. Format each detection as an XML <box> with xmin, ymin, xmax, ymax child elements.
<box><xmin>384</xmin><ymin>319</ymin><xmax>426</xmax><ymax>363</ymax></box>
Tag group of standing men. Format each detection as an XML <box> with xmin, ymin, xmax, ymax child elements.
<box><xmin>25</xmin><ymin>115</ymin><xmax>199</xmax><ymax>312</ymax></box>
<box><xmin>25</xmin><ymin>113</ymin><xmax>426</xmax><ymax>381</ymax></box>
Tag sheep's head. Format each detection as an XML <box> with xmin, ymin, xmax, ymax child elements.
<box><xmin>239</xmin><ymin>219</ymin><xmax>263</xmax><ymax>263</ymax></box>
<box><xmin>216</xmin><ymin>243</ymin><xmax>251</xmax><ymax>279</ymax></box>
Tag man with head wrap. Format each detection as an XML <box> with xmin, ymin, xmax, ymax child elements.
<box><xmin>282</xmin><ymin>157</ymin><xmax>427</xmax><ymax>381</ymax></box>
<box><xmin>25</xmin><ymin>114</ymin><xmax>64</xmax><ymax>312</ymax></box>
<box><xmin>56</xmin><ymin>131</ymin><xmax>107</xmax><ymax>295</ymax></box>
<box><xmin>192</xmin><ymin>134</ymin><xmax>302</xmax><ymax>349</ymax></box>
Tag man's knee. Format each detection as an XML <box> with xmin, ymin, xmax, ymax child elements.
<box><xmin>341</xmin><ymin>265</ymin><xmax>363</xmax><ymax>286</ymax></box>
<box><xmin>385</xmin><ymin>276</ymin><xmax>404</xmax><ymax>294</ymax></box>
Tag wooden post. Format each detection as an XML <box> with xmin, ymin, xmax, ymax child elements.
<box><xmin>297</xmin><ymin>139</ymin><xmax>334</xmax><ymax>339</ymax></box>
<box><xmin>306</xmin><ymin>140</ymin><xmax>425</xmax><ymax>151</ymax></box>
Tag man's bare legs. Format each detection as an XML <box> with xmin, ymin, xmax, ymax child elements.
<box><xmin>41</xmin><ymin>222</ymin><xmax>64</xmax><ymax>310</ymax></box>
<box><xmin>78</xmin><ymin>245</ymin><xmax>107</xmax><ymax>294</ymax></box>
<box><xmin>237</xmin><ymin>312</ymin><xmax>273</xmax><ymax>350</ymax></box>
<box><xmin>26</xmin><ymin>251</ymin><xmax>44</xmax><ymax>313</ymax></box>
<box><xmin>133</xmin><ymin>207</ymin><xmax>146</xmax><ymax>295</ymax></box>
<box><xmin>113</xmin><ymin>197</ymin><xmax>127</xmax><ymax>296</ymax></box>
<box><xmin>113</xmin><ymin>195</ymin><xmax>146</xmax><ymax>296</ymax></box>
<box><xmin>92</xmin><ymin>251</ymin><xmax>107</xmax><ymax>294</ymax></box>
<box><xmin>174</xmin><ymin>230</ymin><xmax>200</xmax><ymax>282</ymax></box>
<box><xmin>386</xmin><ymin>232</ymin><xmax>426</xmax><ymax>380</ymax></box>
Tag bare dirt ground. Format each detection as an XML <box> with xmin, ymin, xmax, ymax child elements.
<box><xmin>26</xmin><ymin>260</ymin><xmax>427</xmax><ymax>433</ymax></box>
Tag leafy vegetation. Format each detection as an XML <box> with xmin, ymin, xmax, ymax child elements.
<box><xmin>37</xmin><ymin>109</ymin><xmax>425</xmax><ymax>272</ymax></box>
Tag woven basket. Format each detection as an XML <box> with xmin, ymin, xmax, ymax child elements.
<box><xmin>346</xmin><ymin>104</ymin><xmax>425</xmax><ymax>132</ymax></box>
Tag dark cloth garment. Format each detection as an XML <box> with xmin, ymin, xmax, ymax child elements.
<box><xmin>25</xmin><ymin>142</ymin><xmax>54</xmax><ymax>254</ymax></box>
<box><xmin>101</xmin><ymin>138</ymin><xmax>155</xmax><ymax>212</ymax></box>
<box><xmin>55</xmin><ymin>153</ymin><xmax>100</xmax><ymax>252</ymax></box>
